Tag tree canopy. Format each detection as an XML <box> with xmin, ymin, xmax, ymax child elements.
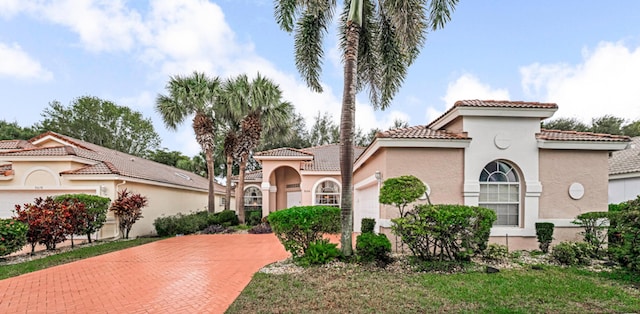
<box><xmin>542</xmin><ymin>115</ymin><xmax>640</xmax><ymax>137</ymax></box>
<box><xmin>37</xmin><ymin>96</ymin><xmax>161</xmax><ymax>156</ymax></box>
<box><xmin>0</xmin><ymin>120</ymin><xmax>38</xmax><ymax>140</ymax></box>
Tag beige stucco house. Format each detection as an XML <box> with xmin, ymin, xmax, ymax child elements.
<box><xmin>0</xmin><ymin>131</ymin><xmax>233</xmax><ymax>239</ymax></box>
<box><xmin>609</xmin><ymin>136</ymin><xmax>640</xmax><ymax>204</ymax></box>
<box><xmin>249</xmin><ymin>100</ymin><xmax>630</xmax><ymax>250</ymax></box>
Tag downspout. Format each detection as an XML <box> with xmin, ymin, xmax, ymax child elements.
<box><xmin>113</xmin><ymin>180</ymin><xmax>127</xmax><ymax>239</ymax></box>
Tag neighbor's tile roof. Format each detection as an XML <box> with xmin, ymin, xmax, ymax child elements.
<box><xmin>0</xmin><ymin>131</ymin><xmax>221</xmax><ymax>192</ymax></box>
<box><xmin>376</xmin><ymin>125</ymin><xmax>469</xmax><ymax>139</ymax></box>
<box><xmin>0</xmin><ymin>139</ymin><xmax>36</xmax><ymax>150</ymax></box>
<box><xmin>537</xmin><ymin>129</ymin><xmax>630</xmax><ymax>142</ymax></box>
<box><xmin>300</xmin><ymin>144</ymin><xmax>366</xmax><ymax>171</ymax></box>
<box><xmin>609</xmin><ymin>136</ymin><xmax>640</xmax><ymax>175</ymax></box>
<box><xmin>254</xmin><ymin>147</ymin><xmax>313</xmax><ymax>158</ymax></box>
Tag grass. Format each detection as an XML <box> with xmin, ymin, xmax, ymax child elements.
<box><xmin>0</xmin><ymin>237</ymin><xmax>161</xmax><ymax>280</ymax></box>
<box><xmin>227</xmin><ymin>262</ymin><xmax>640</xmax><ymax>313</ymax></box>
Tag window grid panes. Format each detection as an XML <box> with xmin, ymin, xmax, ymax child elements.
<box><xmin>244</xmin><ymin>186</ymin><xmax>262</xmax><ymax>210</ymax></box>
<box><xmin>479</xmin><ymin>161</ymin><xmax>520</xmax><ymax>227</ymax></box>
<box><xmin>315</xmin><ymin>180</ymin><xmax>340</xmax><ymax>207</ymax></box>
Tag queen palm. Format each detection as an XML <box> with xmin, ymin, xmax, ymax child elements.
<box><xmin>155</xmin><ymin>72</ymin><xmax>221</xmax><ymax>213</ymax></box>
<box><xmin>223</xmin><ymin>74</ymin><xmax>292</xmax><ymax>223</ymax></box>
<box><xmin>274</xmin><ymin>0</ymin><xmax>458</xmax><ymax>255</ymax></box>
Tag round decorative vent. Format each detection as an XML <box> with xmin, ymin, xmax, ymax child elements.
<box><xmin>494</xmin><ymin>133</ymin><xmax>511</xmax><ymax>149</ymax></box>
<box><xmin>568</xmin><ymin>182</ymin><xmax>585</xmax><ymax>200</ymax></box>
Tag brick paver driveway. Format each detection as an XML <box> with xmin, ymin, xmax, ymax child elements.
<box><xmin>0</xmin><ymin>234</ymin><xmax>289</xmax><ymax>314</ymax></box>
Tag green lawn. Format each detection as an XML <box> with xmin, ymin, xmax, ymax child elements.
<box><xmin>227</xmin><ymin>262</ymin><xmax>640</xmax><ymax>313</ymax></box>
<box><xmin>0</xmin><ymin>238</ymin><xmax>161</xmax><ymax>280</ymax></box>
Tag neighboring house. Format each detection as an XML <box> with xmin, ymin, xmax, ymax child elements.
<box><xmin>247</xmin><ymin>100</ymin><xmax>630</xmax><ymax>250</ymax></box>
<box><xmin>0</xmin><ymin>131</ymin><xmax>233</xmax><ymax>239</ymax></box>
<box><xmin>609</xmin><ymin>136</ymin><xmax>640</xmax><ymax>204</ymax></box>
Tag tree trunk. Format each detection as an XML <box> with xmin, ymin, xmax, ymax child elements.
<box><xmin>87</xmin><ymin>232</ymin><xmax>92</xmax><ymax>243</ymax></box>
<box><xmin>225</xmin><ymin>154</ymin><xmax>233</xmax><ymax>211</ymax></box>
<box><xmin>205</xmin><ymin>149</ymin><xmax>216</xmax><ymax>213</ymax></box>
<box><xmin>236</xmin><ymin>159</ymin><xmax>247</xmax><ymax>224</ymax></box>
<box><xmin>339</xmin><ymin>19</ymin><xmax>361</xmax><ymax>257</ymax></box>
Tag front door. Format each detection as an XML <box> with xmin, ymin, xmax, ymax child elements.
<box><xmin>287</xmin><ymin>191</ymin><xmax>301</xmax><ymax>208</ymax></box>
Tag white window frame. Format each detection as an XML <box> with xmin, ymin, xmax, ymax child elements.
<box><xmin>243</xmin><ymin>185</ymin><xmax>262</xmax><ymax>210</ymax></box>
<box><xmin>312</xmin><ymin>178</ymin><xmax>341</xmax><ymax>207</ymax></box>
<box><xmin>479</xmin><ymin>160</ymin><xmax>520</xmax><ymax>227</ymax></box>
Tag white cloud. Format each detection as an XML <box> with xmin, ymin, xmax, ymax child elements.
<box><xmin>425</xmin><ymin>106</ymin><xmax>443</xmax><ymax>124</ymax></box>
<box><xmin>441</xmin><ymin>73</ymin><xmax>510</xmax><ymax>108</ymax></box>
<box><xmin>520</xmin><ymin>41</ymin><xmax>640</xmax><ymax>122</ymax></box>
<box><xmin>0</xmin><ymin>42</ymin><xmax>53</xmax><ymax>80</ymax></box>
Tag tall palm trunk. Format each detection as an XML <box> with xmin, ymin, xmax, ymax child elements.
<box><xmin>193</xmin><ymin>114</ymin><xmax>216</xmax><ymax>213</ymax></box>
<box><xmin>225</xmin><ymin>154</ymin><xmax>233</xmax><ymax>211</ymax></box>
<box><xmin>236</xmin><ymin>159</ymin><xmax>248</xmax><ymax>223</ymax></box>
<box><xmin>204</xmin><ymin>150</ymin><xmax>216</xmax><ymax>213</ymax></box>
<box><xmin>339</xmin><ymin>19</ymin><xmax>361</xmax><ymax>256</ymax></box>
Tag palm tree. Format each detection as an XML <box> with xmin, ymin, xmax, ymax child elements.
<box><xmin>274</xmin><ymin>0</ymin><xmax>458</xmax><ymax>255</ymax></box>
<box><xmin>155</xmin><ymin>72</ymin><xmax>221</xmax><ymax>213</ymax></box>
<box><xmin>223</xmin><ymin>73</ymin><xmax>292</xmax><ymax>223</ymax></box>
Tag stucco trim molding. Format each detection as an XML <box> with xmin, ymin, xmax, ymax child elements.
<box><xmin>430</xmin><ymin>107</ymin><xmax>556</xmax><ymax>130</ymax></box>
<box><xmin>537</xmin><ymin>219</ymin><xmax>582</xmax><ymax>228</ymax></box>
<box><xmin>22</xmin><ymin>166</ymin><xmax>61</xmax><ymax>186</ymax></box>
<box><xmin>354</xmin><ymin>174</ymin><xmax>378</xmax><ymax>190</ymax></box>
<box><xmin>537</xmin><ymin>140</ymin><xmax>629</xmax><ymax>150</ymax></box>
<box><xmin>609</xmin><ymin>172</ymin><xmax>640</xmax><ymax>180</ymax></box>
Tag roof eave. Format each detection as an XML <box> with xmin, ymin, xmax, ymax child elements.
<box><xmin>537</xmin><ymin>140</ymin><xmax>630</xmax><ymax>150</ymax></box>
<box><xmin>429</xmin><ymin>107</ymin><xmax>557</xmax><ymax>130</ymax></box>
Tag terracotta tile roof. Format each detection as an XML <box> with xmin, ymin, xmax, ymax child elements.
<box><xmin>376</xmin><ymin>125</ymin><xmax>469</xmax><ymax>139</ymax></box>
<box><xmin>610</xmin><ymin>136</ymin><xmax>640</xmax><ymax>175</ymax></box>
<box><xmin>243</xmin><ymin>170</ymin><xmax>263</xmax><ymax>181</ymax></box>
<box><xmin>0</xmin><ymin>131</ymin><xmax>223</xmax><ymax>192</ymax></box>
<box><xmin>537</xmin><ymin>129</ymin><xmax>631</xmax><ymax>142</ymax></box>
<box><xmin>0</xmin><ymin>164</ymin><xmax>11</xmax><ymax>171</ymax></box>
<box><xmin>254</xmin><ymin>147</ymin><xmax>313</xmax><ymax>157</ymax></box>
<box><xmin>300</xmin><ymin>144</ymin><xmax>366</xmax><ymax>171</ymax></box>
<box><xmin>428</xmin><ymin>99</ymin><xmax>558</xmax><ymax>128</ymax></box>
<box><xmin>0</xmin><ymin>139</ymin><xmax>36</xmax><ymax>150</ymax></box>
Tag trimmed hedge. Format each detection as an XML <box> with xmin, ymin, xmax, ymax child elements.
<box><xmin>0</xmin><ymin>218</ymin><xmax>28</xmax><ymax>257</ymax></box>
<box><xmin>392</xmin><ymin>204</ymin><xmax>496</xmax><ymax>261</ymax></box>
<box><xmin>356</xmin><ymin>232</ymin><xmax>392</xmax><ymax>265</ymax></box>
<box><xmin>268</xmin><ymin>206</ymin><xmax>340</xmax><ymax>257</ymax></box>
<box><xmin>535</xmin><ymin>222</ymin><xmax>554</xmax><ymax>253</ymax></box>
<box><xmin>361</xmin><ymin>218</ymin><xmax>376</xmax><ymax>233</ymax></box>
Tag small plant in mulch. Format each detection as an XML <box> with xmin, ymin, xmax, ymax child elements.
<box><xmin>201</xmin><ymin>224</ymin><xmax>233</xmax><ymax>234</ymax></box>
<box><xmin>248</xmin><ymin>223</ymin><xmax>272</xmax><ymax>234</ymax></box>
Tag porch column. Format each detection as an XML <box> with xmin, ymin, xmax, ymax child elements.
<box><xmin>261</xmin><ymin>182</ymin><xmax>270</xmax><ymax>218</ymax></box>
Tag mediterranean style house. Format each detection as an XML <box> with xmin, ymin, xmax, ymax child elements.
<box><xmin>0</xmin><ymin>131</ymin><xmax>233</xmax><ymax>239</ymax></box>
<box><xmin>609</xmin><ymin>136</ymin><xmax>640</xmax><ymax>204</ymax></box>
<box><xmin>246</xmin><ymin>100</ymin><xmax>630</xmax><ymax>250</ymax></box>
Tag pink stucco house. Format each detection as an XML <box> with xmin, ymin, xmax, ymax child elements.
<box><xmin>247</xmin><ymin>100</ymin><xmax>630</xmax><ymax>250</ymax></box>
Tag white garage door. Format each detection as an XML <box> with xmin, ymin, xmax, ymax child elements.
<box><xmin>0</xmin><ymin>189</ymin><xmax>96</xmax><ymax>218</ymax></box>
<box><xmin>354</xmin><ymin>184</ymin><xmax>380</xmax><ymax>233</ymax></box>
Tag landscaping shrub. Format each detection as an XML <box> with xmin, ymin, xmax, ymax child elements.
<box><xmin>608</xmin><ymin>209</ymin><xmax>640</xmax><ymax>272</ymax></box>
<box><xmin>391</xmin><ymin>204</ymin><xmax>496</xmax><ymax>261</ymax></box>
<box><xmin>379</xmin><ymin>175</ymin><xmax>427</xmax><ymax>217</ymax></box>
<box><xmin>201</xmin><ymin>224</ymin><xmax>232</xmax><ymax>234</ymax></box>
<box><xmin>356</xmin><ymin>232</ymin><xmax>392</xmax><ymax>265</ymax></box>
<box><xmin>297</xmin><ymin>239</ymin><xmax>341</xmax><ymax>266</ymax></box>
<box><xmin>210</xmin><ymin>210</ymin><xmax>239</xmax><ymax>227</ymax></box>
<box><xmin>54</xmin><ymin>194</ymin><xmax>109</xmax><ymax>244</ymax></box>
<box><xmin>535</xmin><ymin>222</ymin><xmax>554</xmax><ymax>253</ymax></box>
<box><xmin>0</xmin><ymin>218</ymin><xmax>28</xmax><ymax>257</ymax></box>
<box><xmin>246</xmin><ymin>210</ymin><xmax>262</xmax><ymax>226</ymax></box>
<box><xmin>361</xmin><ymin>218</ymin><xmax>376</xmax><ymax>233</ymax></box>
<box><xmin>109</xmin><ymin>189</ymin><xmax>147</xmax><ymax>239</ymax></box>
<box><xmin>268</xmin><ymin>206</ymin><xmax>340</xmax><ymax>257</ymax></box>
<box><xmin>248</xmin><ymin>222</ymin><xmax>272</xmax><ymax>234</ymax></box>
<box><xmin>153</xmin><ymin>211</ymin><xmax>212</xmax><ymax>237</ymax></box>
<box><xmin>482</xmin><ymin>243</ymin><xmax>510</xmax><ymax>262</ymax></box>
<box><xmin>14</xmin><ymin>197</ymin><xmax>75</xmax><ymax>252</ymax></box>
<box><xmin>572</xmin><ymin>211</ymin><xmax>609</xmax><ymax>256</ymax></box>
<box><xmin>551</xmin><ymin>241</ymin><xmax>594</xmax><ymax>266</ymax></box>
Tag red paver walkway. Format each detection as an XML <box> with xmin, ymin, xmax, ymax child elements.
<box><xmin>0</xmin><ymin>234</ymin><xmax>289</xmax><ymax>314</ymax></box>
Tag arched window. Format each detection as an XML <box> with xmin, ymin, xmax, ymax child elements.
<box><xmin>314</xmin><ymin>180</ymin><xmax>341</xmax><ymax>207</ymax></box>
<box><xmin>244</xmin><ymin>186</ymin><xmax>262</xmax><ymax>211</ymax></box>
<box><xmin>479</xmin><ymin>160</ymin><xmax>520</xmax><ymax>226</ymax></box>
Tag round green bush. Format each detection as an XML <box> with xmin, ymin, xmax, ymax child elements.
<box><xmin>268</xmin><ymin>206</ymin><xmax>340</xmax><ymax>257</ymax></box>
<box><xmin>360</xmin><ymin>218</ymin><xmax>376</xmax><ymax>233</ymax></box>
<box><xmin>551</xmin><ymin>241</ymin><xmax>594</xmax><ymax>266</ymax></box>
<box><xmin>356</xmin><ymin>232</ymin><xmax>392</xmax><ymax>265</ymax></box>
<box><xmin>0</xmin><ymin>218</ymin><xmax>28</xmax><ymax>257</ymax></box>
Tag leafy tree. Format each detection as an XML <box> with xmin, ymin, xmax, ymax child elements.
<box><xmin>0</xmin><ymin>120</ymin><xmax>38</xmax><ymax>140</ymax></box>
<box><xmin>37</xmin><ymin>96</ymin><xmax>160</xmax><ymax>156</ymax></box>
<box><xmin>379</xmin><ymin>175</ymin><xmax>427</xmax><ymax>217</ymax></box>
<box><xmin>622</xmin><ymin>120</ymin><xmax>640</xmax><ymax>137</ymax></box>
<box><xmin>146</xmin><ymin>148</ymin><xmax>192</xmax><ymax>168</ymax></box>
<box><xmin>14</xmin><ymin>197</ymin><xmax>75</xmax><ymax>252</ymax></box>
<box><xmin>54</xmin><ymin>194</ymin><xmax>110</xmax><ymax>244</ymax></box>
<box><xmin>591</xmin><ymin>115</ymin><xmax>626</xmax><ymax>135</ymax></box>
<box><xmin>222</xmin><ymin>74</ymin><xmax>292</xmax><ymax>223</ymax></box>
<box><xmin>274</xmin><ymin>0</ymin><xmax>458</xmax><ymax>255</ymax></box>
<box><xmin>309</xmin><ymin>112</ymin><xmax>340</xmax><ymax>146</ymax></box>
<box><xmin>156</xmin><ymin>72</ymin><xmax>221</xmax><ymax>212</ymax></box>
<box><xmin>541</xmin><ymin>117</ymin><xmax>589</xmax><ymax>132</ymax></box>
<box><xmin>109</xmin><ymin>189</ymin><xmax>147</xmax><ymax>239</ymax></box>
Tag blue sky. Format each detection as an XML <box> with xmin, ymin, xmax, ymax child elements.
<box><xmin>1</xmin><ymin>0</ymin><xmax>640</xmax><ymax>156</ymax></box>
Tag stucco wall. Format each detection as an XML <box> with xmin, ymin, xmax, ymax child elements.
<box><xmin>539</xmin><ymin>150</ymin><xmax>609</xmax><ymax>219</ymax></box>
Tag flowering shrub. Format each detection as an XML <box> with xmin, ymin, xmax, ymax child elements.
<box><xmin>14</xmin><ymin>197</ymin><xmax>75</xmax><ymax>252</ymax></box>
<box><xmin>0</xmin><ymin>218</ymin><xmax>28</xmax><ymax>256</ymax></box>
<box><xmin>109</xmin><ymin>189</ymin><xmax>148</xmax><ymax>239</ymax></box>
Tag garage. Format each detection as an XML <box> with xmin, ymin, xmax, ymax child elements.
<box><xmin>0</xmin><ymin>188</ymin><xmax>97</xmax><ymax>218</ymax></box>
<box><xmin>354</xmin><ymin>181</ymin><xmax>380</xmax><ymax>233</ymax></box>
